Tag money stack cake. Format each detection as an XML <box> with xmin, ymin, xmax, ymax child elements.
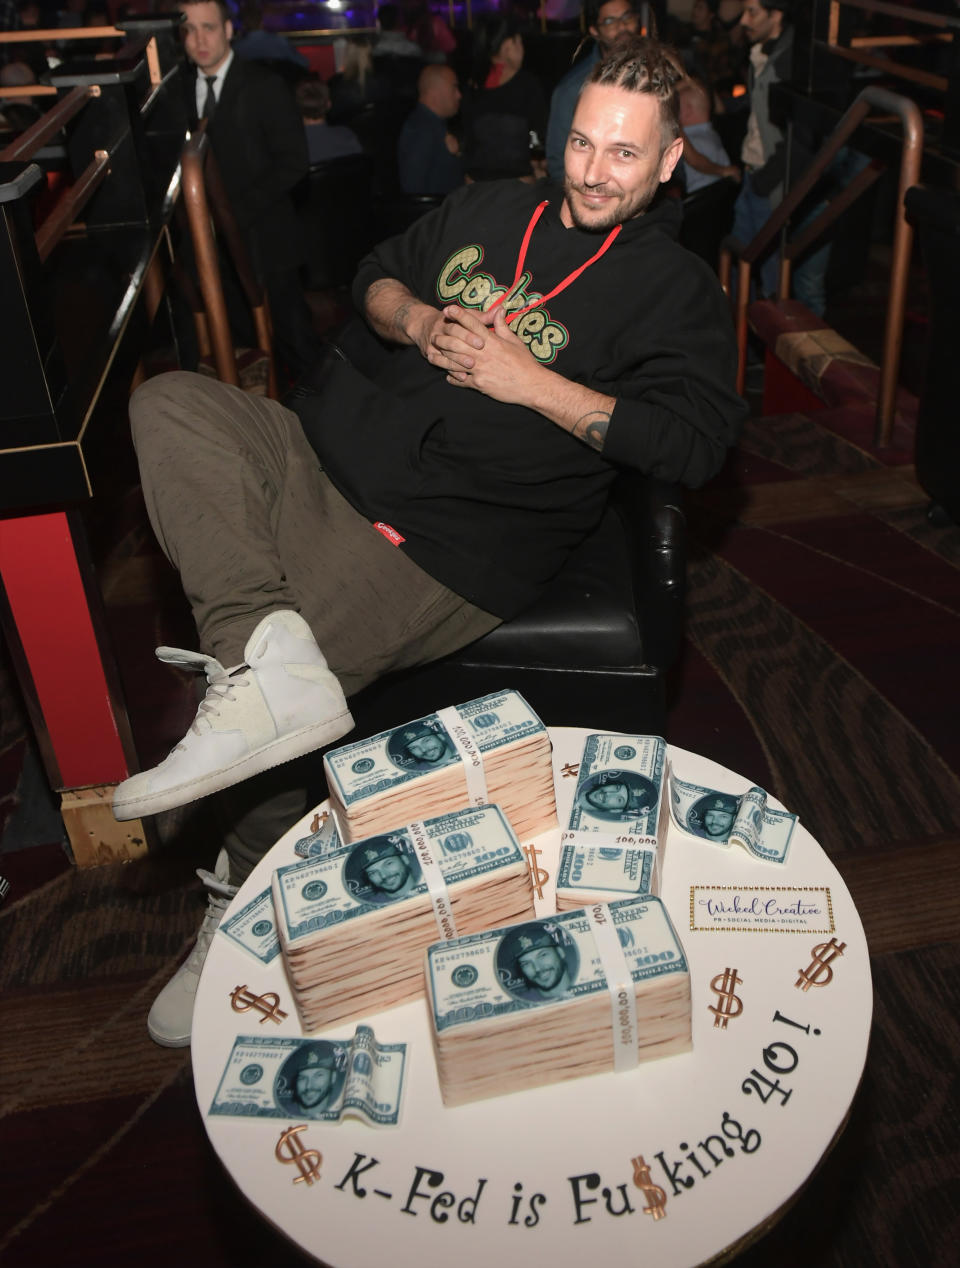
<box><xmin>273</xmin><ymin>804</ymin><xmax>535</xmax><ymax>1033</ymax></box>
<box><xmin>426</xmin><ymin>897</ymin><xmax>692</xmax><ymax>1106</ymax></box>
<box><xmin>556</xmin><ymin>734</ymin><xmax>669</xmax><ymax>908</ymax></box>
<box><xmin>323</xmin><ymin>690</ymin><xmax>556</xmax><ymax>844</ymax></box>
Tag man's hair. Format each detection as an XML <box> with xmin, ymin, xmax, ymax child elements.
<box><xmin>754</xmin><ymin>0</ymin><xmax>793</xmax><ymax>15</ymax></box>
<box><xmin>378</xmin><ymin>3</ymin><xmax>400</xmax><ymax>31</ymax></box>
<box><xmin>587</xmin><ymin>38</ymin><xmax>682</xmax><ymax>152</ymax></box>
<box><xmin>178</xmin><ymin>0</ymin><xmax>231</xmax><ymax>22</ymax></box>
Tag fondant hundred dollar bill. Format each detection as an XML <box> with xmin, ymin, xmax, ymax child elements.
<box><xmin>669</xmin><ymin>771</ymin><xmax>797</xmax><ymax>864</ymax></box>
<box><xmin>274</xmin><ymin>804</ymin><xmax>523</xmax><ymax>943</ymax></box>
<box><xmin>324</xmin><ymin>690</ymin><xmax>545</xmax><ymax>807</ymax></box>
<box><xmin>293</xmin><ymin>811</ymin><xmax>341</xmax><ymax>859</ymax></box>
<box><xmin>208</xmin><ymin>1026</ymin><xmax>406</xmax><ymax>1128</ymax></box>
<box><xmin>427</xmin><ymin>897</ymin><xmax>687</xmax><ymax>1031</ymax></box>
<box><xmin>565</xmin><ymin>734</ymin><xmax>667</xmax><ymax>845</ymax></box>
<box><xmin>219</xmin><ymin>887</ymin><xmax>281</xmax><ymax>965</ymax></box>
<box><xmin>556</xmin><ymin>844</ymin><xmax>656</xmax><ymax>901</ymax></box>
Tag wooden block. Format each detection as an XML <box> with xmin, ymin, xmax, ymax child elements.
<box><xmin>60</xmin><ymin>785</ymin><xmax>149</xmax><ymax>867</ymax></box>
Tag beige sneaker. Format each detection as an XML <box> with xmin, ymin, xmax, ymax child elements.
<box><xmin>113</xmin><ymin>610</ymin><xmax>353</xmax><ymax>821</ymax></box>
<box><xmin>147</xmin><ymin>849</ymin><xmax>237</xmax><ymax>1048</ymax></box>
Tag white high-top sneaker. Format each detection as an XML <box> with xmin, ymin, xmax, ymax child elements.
<box><xmin>148</xmin><ymin>849</ymin><xmax>237</xmax><ymax>1048</ymax></box>
<box><xmin>113</xmin><ymin>610</ymin><xmax>353</xmax><ymax>821</ymax></box>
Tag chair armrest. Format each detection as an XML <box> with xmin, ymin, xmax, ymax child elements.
<box><xmin>609</xmin><ymin>471</ymin><xmax>686</xmax><ymax>672</ymax></box>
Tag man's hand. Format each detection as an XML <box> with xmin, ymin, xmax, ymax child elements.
<box><xmin>441</xmin><ymin>307</ymin><xmax>546</xmax><ymax>406</ymax></box>
<box><xmin>363</xmin><ymin>278</ymin><xmax>483</xmax><ymax>372</ymax></box>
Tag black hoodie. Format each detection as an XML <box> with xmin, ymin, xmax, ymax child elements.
<box><xmin>294</xmin><ymin>180</ymin><xmax>745</xmax><ymax>619</ymax></box>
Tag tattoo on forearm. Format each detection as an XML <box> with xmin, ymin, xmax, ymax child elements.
<box><xmin>393</xmin><ymin>302</ymin><xmax>413</xmax><ymax>340</ymax></box>
<box><xmin>573</xmin><ymin>411</ymin><xmax>612</xmax><ymax>452</ymax></box>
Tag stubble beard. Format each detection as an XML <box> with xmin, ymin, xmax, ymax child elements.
<box><xmin>562</xmin><ymin>172</ymin><xmax>660</xmax><ymax>232</ymax></box>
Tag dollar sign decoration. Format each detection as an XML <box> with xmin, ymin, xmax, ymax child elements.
<box><xmin>560</xmin><ymin>762</ymin><xmax>580</xmax><ymax>779</ymax></box>
<box><xmin>796</xmin><ymin>937</ymin><xmax>847</xmax><ymax>991</ymax></box>
<box><xmin>631</xmin><ymin>1155</ymin><xmax>667</xmax><ymax>1221</ymax></box>
<box><xmin>310</xmin><ymin>810</ymin><xmax>329</xmax><ymax>833</ymax></box>
<box><xmin>708</xmin><ymin>967</ymin><xmax>743</xmax><ymax>1028</ymax></box>
<box><xmin>230</xmin><ymin>984</ymin><xmax>289</xmax><ymax>1025</ymax></box>
<box><xmin>523</xmin><ymin>843</ymin><xmax>549</xmax><ymax>900</ymax></box>
<box><xmin>275</xmin><ymin>1125</ymin><xmax>322</xmax><ymax>1186</ymax></box>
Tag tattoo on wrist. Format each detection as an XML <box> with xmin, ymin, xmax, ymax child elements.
<box><xmin>574</xmin><ymin>410</ymin><xmax>612</xmax><ymax>452</ymax></box>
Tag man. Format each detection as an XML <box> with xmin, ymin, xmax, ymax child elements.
<box><xmin>700</xmin><ymin>795</ymin><xmax>737</xmax><ymax>839</ymax></box>
<box><xmin>581</xmin><ymin>774</ymin><xmax>657</xmax><ymax>819</ymax></box>
<box><xmin>677</xmin><ymin>75</ymin><xmax>731</xmax><ymax>194</ymax></box>
<box><xmin>360</xmin><ymin>841</ymin><xmax>419</xmax><ymax>900</ymax></box>
<box><xmin>117</xmin><ymin>39</ymin><xmax>746</xmax><ymax>1046</ymax></box>
<box><xmin>392</xmin><ymin>724</ymin><xmax>454</xmax><ymax>768</ymax></box>
<box><xmin>545</xmin><ymin>0</ymin><xmax>639</xmax><ymax>183</ymax></box>
<box><xmin>177</xmin><ymin>0</ymin><xmax>319</xmax><ymax>379</ymax></box>
<box><xmin>289</xmin><ymin>1045</ymin><xmax>340</xmax><ymax>1114</ymax></box>
<box><xmin>515</xmin><ymin>930</ymin><xmax>573</xmax><ymax>1000</ymax></box>
<box><xmin>397</xmin><ymin>62</ymin><xmax>464</xmax><ymax>194</ymax></box>
<box><xmin>731</xmin><ymin>0</ymin><xmax>832</xmax><ymax>311</ymax></box>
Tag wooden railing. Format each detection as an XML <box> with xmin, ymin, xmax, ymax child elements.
<box><xmin>720</xmin><ymin>86</ymin><xmax>924</xmax><ymax>447</ymax></box>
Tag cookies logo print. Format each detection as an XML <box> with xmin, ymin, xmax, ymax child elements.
<box><xmin>437</xmin><ymin>245</ymin><xmax>569</xmax><ymax>364</ymax></box>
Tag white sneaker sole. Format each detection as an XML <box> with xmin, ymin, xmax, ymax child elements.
<box><xmin>114</xmin><ymin>708</ymin><xmax>354</xmax><ymax>821</ymax></box>
<box><xmin>147</xmin><ymin>1021</ymin><xmax>192</xmax><ymax>1048</ymax></box>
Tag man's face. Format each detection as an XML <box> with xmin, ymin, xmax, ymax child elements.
<box><xmin>407</xmin><ymin>733</ymin><xmax>446</xmax><ymax>763</ymax></box>
<box><xmin>364</xmin><ymin>854</ymin><xmax>410</xmax><ymax>893</ymax></box>
<box><xmin>703</xmin><ymin>808</ymin><xmax>735</xmax><ymax>837</ymax></box>
<box><xmin>180</xmin><ymin>2</ymin><xmax>233</xmax><ymax>74</ymax></box>
<box><xmin>589</xmin><ymin>2</ymin><xmax>640</xmax><ymax>59</ymax></box>
<box><xmin>434</xmin><ymin>67</ymin><xmax>462</xmax><ymax>118</ymax></box>
<box><xmin>295</xmin><ymin>1065</ymin><xmax>334</xmax><ymax>1108</ymax></box>
<box><xmin>740</xmin><ymin>2</ymin><xmax>782</xmax><ymax>46</ymax></box>
<box><xmin>518</xmin><ymin>946</ymin><xmax>566</xmax><ymax>991</ymax></box>
<box><xmin>587</xmin><ymin>781</ymin><xmax>630</xmax><ymax>812</ymax></box>
<box><xmin>562</xmin><ymin>83</ymin><xmax>682</xmax><ymax>232</ymax></box>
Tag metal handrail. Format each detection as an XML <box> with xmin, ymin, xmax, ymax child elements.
<box><xmin>180</xmin><ymin>128</ymin><xmax>277</xmax><ymax>398</ymax></box>
<box><xmin>721</xmin><ymin>86</ymin><xmax>923</xmax><ymax>446</ymax></box>
<box><xmin>35</xmin><ymin>147</ymin><xmax>110</xmax><ymax>262</ymax></box>
<box><xmin>0</xmin><ymin>83</ymin><xmax>99</xmax><ymax>162</ymax></box>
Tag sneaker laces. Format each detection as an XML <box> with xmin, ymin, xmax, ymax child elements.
<box><xmin>153</xmin><ymin>645</ymin><xmax>253</xmax><ymax>752</ymax></box>
<box><xmin>184</xmin><ymin>867</ymin><xmax>238</xmax><ymax>974</ymax></box>
<box><xmin>186</xmin><ymin>665</ymin><xmax>251</xmax><ymax>741</ymax></box>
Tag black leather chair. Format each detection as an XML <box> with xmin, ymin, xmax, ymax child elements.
<box><xmin>679</xmin><ymin>176</ymin><xmax>740</xmax><ymax>272</ymax></box>
<box><xmin>348</xmin><ymin>471</ymin><xmax>686</xmax><ymax>739</ymax></box>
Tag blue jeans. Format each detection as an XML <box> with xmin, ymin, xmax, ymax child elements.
<box><xmin>732</xmin><ymin>173</ymin><xmax>832</xmax><ymax>316</ymax></box>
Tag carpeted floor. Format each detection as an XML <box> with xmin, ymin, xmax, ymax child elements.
<box><xmin>1</xmin><ymin>385</ymin><xmax>958</xmax><ymax>1265</ymax></box>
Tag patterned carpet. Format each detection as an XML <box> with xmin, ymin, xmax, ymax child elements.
<box><xmin>1</xmin><ymin>402</ymin><xmax>958</xmax><ymax>1267</ymax></box>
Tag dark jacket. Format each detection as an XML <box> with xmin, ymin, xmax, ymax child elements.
<box><xmin>184</xmin><ymin>55</ymin><xmax>308</xmax><ymax>271</ymax></box>
<box><xmin>293</xmin><ymin>180</ymin><xmax>746</xmax><ymax>618</ymax></box>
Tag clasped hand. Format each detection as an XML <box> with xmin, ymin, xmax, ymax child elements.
<box><xmin>420</xmin><ymin>304</ymin><xmax>541</xmax><ymax>406</ymax></box>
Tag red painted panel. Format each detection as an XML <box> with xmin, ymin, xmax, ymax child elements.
<box><xmin>0</xmin><ymin>512</ymin><xmax>129</xmax><ymax>788</ymax></box>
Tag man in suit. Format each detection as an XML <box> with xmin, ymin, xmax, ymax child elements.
<box><xmin>178</xmin><ymin>0</ymin><xmax>319</xmax><ymax>380</ymax></box>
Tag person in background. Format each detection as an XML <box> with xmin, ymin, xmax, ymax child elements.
<box><xmin>296</xmin><ymin>74</ymin><xmax>362</xmax><ymax>164</ymax></box>
<box><xmin>374</xmin><ymin>3</ymin><xmax>421</xmax><ymax>59</ymax></box>
<box><xmin>400</xmin><ymin>0</ymin><xmax>455</xmax><ymax>63</ymax></box>
<box><xmin>397</xmin><ymin>62</ymin><xmax>463</xmax><ymax>194</ymax></box>
<box><xmin>233</xmin><ymin>2</ymin><xmax>309</xmax><ymax>70</ymax></box>
<box><xmin>676</xmin><ymin>74</ymin><xmax>731</xmax><ymax>192</ymax></box>
<box><xmin>545</xmin><ymin>0</ymin><xmax>639</xmax><ymax>183</ymax></box>
<box><xmin>462</xmin><ymin>16</ymin><xmax>547</xmax><ymax>182</ymax></box>
<box><xmin>177</xmin><ymin>0</ymin><xmax>318</xmax><ymax>381</ymax></box>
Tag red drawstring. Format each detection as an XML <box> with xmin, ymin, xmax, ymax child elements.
<box><xmin>484</xmin><ymin>200</ymin><xmax>622</xmax><ymax>325</ymax></box>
